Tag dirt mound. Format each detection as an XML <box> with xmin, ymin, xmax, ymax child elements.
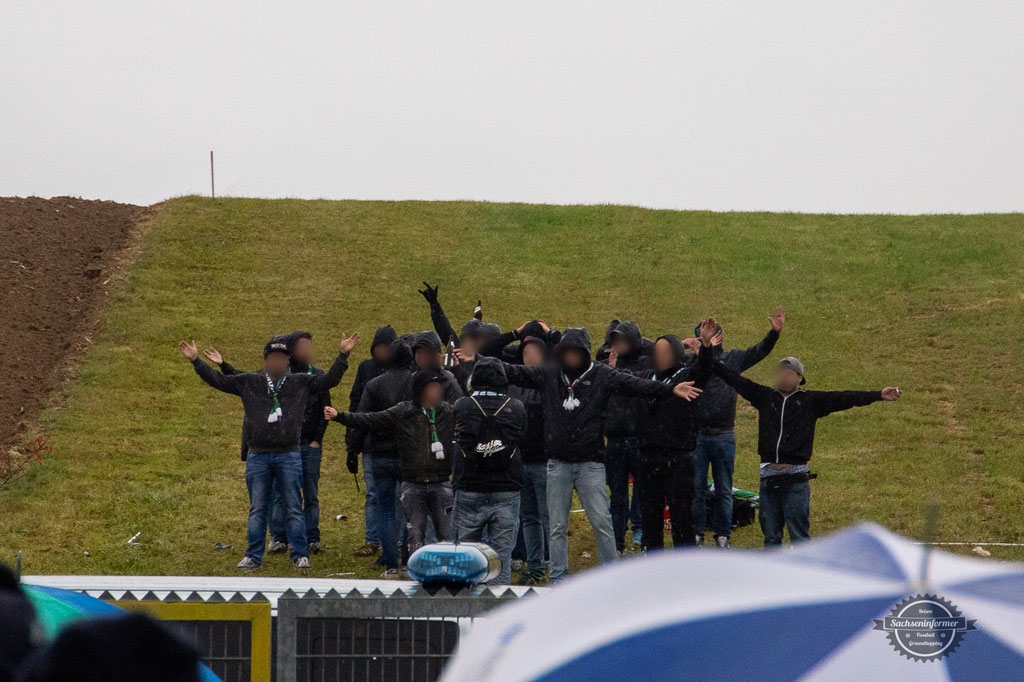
<box><xmin>1</xmin><ymin>196</ymin><xmax>148</xmax><ymax>446</ymax></box>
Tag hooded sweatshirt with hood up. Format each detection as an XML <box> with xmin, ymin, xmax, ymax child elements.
<box><xmin>454</xmin><ymin>357</ymin><xmax>527</xmax><ymax>492</ymax></box>
<box><xmin>600</xmin><ymin>320</ymin><xmax>652</xmax><ymax>439</ymax></box>
<box><xmin>332</xmin><ymin>371</ymin><xmax>455</xmax><ymax>483</ymax></box>
<box><xmin>411</xmin><ymin>331</ymin><xmax>466</xmax><ymax>401</ymax></box>
<box><xmin>500</xmin><ymin>327</ymin><xmax>676</xmax><ymax>463</ymax></box>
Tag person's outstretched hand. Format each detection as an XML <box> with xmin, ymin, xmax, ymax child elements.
<box><xmin>324</xmin><ymin>406</ymin><xmax>339</xmax><ymax>420</ymax></box>
<box><xmin>177</xmin><ymin>340</ymin><xmax>199</xmax><ymax>361</ymax></box>
<box><xmin>203</xmin><ymin>347</ymin><xmax>223</xmax><ymax>365</ymax></box>
<box><xmin>418</xmin><ymin>282</ymin><xmax>440</xmax><ymax>305</ymax></box>
<box><xmin>672</xmin><ymin>381</ymin><xmax>703</xmax><ymax>401</ymax></box>
<box><xmin>699</xmin><ymin>318</ymin><xmax>719</xmax><ymax>347</ymax></box>
<box><xmin>881</xmin><ymin>387</ymin><xmax>902</xmax><ymax>401</ymax></box>
<box><xmin>770</xmin><ymin>306</ymin><xmax>786</xmax><ymax>332</ymax></box>
<box><xmin>339</xmin><ymin>332</ymin><xmax>361</xmax><ymax>354</ymax></box>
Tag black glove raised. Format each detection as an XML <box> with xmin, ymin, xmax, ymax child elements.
<box><xmin>418</xmin><ymin>281</ymin><xmax>440</xmax><ymax>305</ymax></box>
<box><xmin>346</xmin><ymin>451</ymin><xmax>359</xmax><ymax>475</ymax></box>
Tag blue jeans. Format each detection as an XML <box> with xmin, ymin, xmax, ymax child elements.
<box><xmin>245</xmin><ymin>451</ymin><xmax>306</xmax><ymax>562</ymax></box>
<box><xmin>605</xmin><ymin>437</ymin><xmax>643</xmax><ymax>551</ymax></box>
<box><xmin>454</xmin><ymin>490</ymin><xmax>521</xmax><ymax>585</ymax></box>
<box><xmin>269</xmin><ymin>444</ymin><xmax>322</xmax><ymax>545</ymax></box>
<box><xmin>546</xmin><ymin>460</ymin><xmax>618</xmax><ymax>582</ymax></box>
<box><xmin>759</xmin><ymin>477</ymin><xmax>811</xmax><ymax>546</ymax></box>
<box><xmin>691</xmin><ymin>431</ymin><xmax>736</xmax><ymax>539</ymax></box>
<box><xmin>370</xmin><ymin>456</ymin><xmax>402</xmax><ymax>570</ymax></box>
<box><xmin>363</xmin><ymin>452</ymin><xmax>380</xmax><ymax>545</ymax></box>
<box><xmin>520</xmin><ymin>462</ymin><xmax>549</xmax><ymax>578</ymax></box>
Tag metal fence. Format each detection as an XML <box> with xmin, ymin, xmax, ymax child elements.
<box><xmin>276</xmin><ymin>587</ymin><xmax>532</xmax><ymax>682</ymax></box>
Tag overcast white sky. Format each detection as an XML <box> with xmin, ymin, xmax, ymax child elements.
<box><xmin>1</xmin><ymin>2</ymin><xmax>1021</xmax><ymax>213</ymax></box>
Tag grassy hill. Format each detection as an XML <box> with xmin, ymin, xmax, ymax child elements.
<box><xmin>4</xmin><ymin>196</ymin><xmax>1024</xmax><ymax>578</ymax></box>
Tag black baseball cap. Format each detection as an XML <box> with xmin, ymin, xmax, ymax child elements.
<box><xmin>263</xmin><ymin>341</ymin><xmax>290</xmax><ymax>358</ymax></box>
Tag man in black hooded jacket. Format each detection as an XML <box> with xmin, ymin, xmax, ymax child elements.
<box><xmin>178</xmin><ymin>332</ymin><xmax>359</xmax><ymax>569</ymax></box>
<box><xmin>346</xmin><ymin>325</ymin><xmax>397</xmax><ymax>557</ymax></box>
<box><xmin>203</xmin><ymin>330</ymin><xmax>333</xmax><ymax>555</ymax></box>
<box><xmin>690</xmin><ymin>308</ymin><xmax>785</xmax><ymax>548</ymax></box>
<box><xmin>455</xmin><ymin>327</ymin><xmax>701</xmax><ymax>582</ymax></box>
<box><xmin>453</xmin><ymin>357</ymin><xmax>527</xmax><ymax>585</ymax></box>
<box><xmin>327</xmin><ymin>370</ymin><xmax>456</xmax><ymax>577</ymax></box>
<box><xmin>600</xmin><ymin>320</ymin><xmax>651</xmax><ymax>552</ymax></box>
<box><xmin>615</xmin><ymin>321</ymin><xmax>719</xmax><ymax>551</ymax></box>
<box><xmin>411</xmin><ymin>331</ymin><xmax>465</xmax><ymax>402</ymax></box>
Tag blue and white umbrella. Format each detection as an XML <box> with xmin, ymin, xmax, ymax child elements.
<box><xmin>443</xmin><ymin>523</ymin><xmax>1024</xmax><ymax>681</ymax></box>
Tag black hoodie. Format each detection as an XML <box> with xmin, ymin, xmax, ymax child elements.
<box><xmin>689</xmin><ymin>326</ymin><xmax>780</xmax><ymax>432</ymax></box>
<box><xmin>508</xmin><ymin>338</ymin><xmax>548</xmax><ymax>463</ymax></box>
<box><xmin>411</xmin><ymin>331</ymin><xmax>466</xmax><ymax>401</ymax></box>
<box><xmin>333</xmin><ymin>371</ymin><xmax>456</xmax><ymax>483</ymax></box>
<box><xmin>630</xmin><ymin>336</ymin><xmax>712</xmax><ymax>454</ymax></box>
<box><xmin>218</xmin><ymin>331</ymin><xmax>333</xmax><ymax>457</ymax></box>
<box><xmin>191</xmin><ymin>349</ymin><xmax>349</xmax><ymax>454</ymax></box>
<box><xmin>500</xmin><ymin>327</ymin><xmax>675</xmax><ymax>463</ymax></box>
<box><xmin>600</xmin><ymin>320</ymin><xmax>652</xmax><ymax>438</ymax></box>
<box><xmin>346</xmin><ymin>325</ymin><xmax>398</xmax><ymax>456</ymax></box>
<box><xmin>453</xmin><ymin>357</ymin><xmax>527</xmax><ymax>492</ymax></box>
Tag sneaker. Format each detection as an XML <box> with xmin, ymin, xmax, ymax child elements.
<box><xmin>267</xmin><ymin>540</ymin><xmax>288</xmax><ymax>554</ymax></box>
<box><xmin>236</xmin><ymin>556</ymin><xmax>261</xmax><ymax>571</ymax></box>
<box><xmin>715</xmin><ymin>536</ymin><xmax>730</xmax><ymax>548</ymax></box>
<box><xmin>354</xmin><ymin>543</ymin><xmax>381</xmax><ymax>558</ymax></box>
<box><xmin>308</xmin><ymin>541</ymin><xmax>322</xmax><ymax>555</ymax></box>
<box><xmin>382</xmin><ymin>568</ymin><xmax>401</xmax><ymax>580</ymax></box>
<box><xmin>633</xmin><ymin>530</ymin><xmax>643</xmax><ymax>546</ymax></box>
<box><xmin>294</xmin><ymin>556</ymin><xmax>311</xmax><ymax>569</ymax></box>
<box><xmin>510</xmin><ymin>559</ymin><xmax>525</xmax><ymax>573</ymax></box>
<box><xmin>695</xmin><ymin>534</ymin><xmax>705</xmax><ymax>546</ymax></box>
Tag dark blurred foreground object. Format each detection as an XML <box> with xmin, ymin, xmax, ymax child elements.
<box><xmin>17</xmin><ymin>613</ymin><xmax>201</xmax><ymax>682</ymax></box>
<box><xmin>0</xmin><ymin>564</ymin><xmax>39</xmax><ymax>682</ymax></box>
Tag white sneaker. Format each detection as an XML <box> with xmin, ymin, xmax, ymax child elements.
<box><xmin>294</xmin><ymin>556</ymin><xmax>311</xmax><ymax>569</ymax></box>
<box><xmin>715</xmin><ymin>536</ymin><xmax>730</xmax><ymax>549</ymax></box>
<box><xmin>267</xmin><ymin>540</ymin><xmax>288</xmax><ymax>554</ymax></box>
<box><xmin>236</xmin><ymin>556</ymin><xmax>261</xmax><ymax>571</ymax></box>
<box><xmin>382</xmin><ymin>568</ymin><xmax>401</xmax><ymax>580</ymax></box>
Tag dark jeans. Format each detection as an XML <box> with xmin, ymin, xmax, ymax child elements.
<box><xmin>453</xmin><ymin>490</ymin><xmax>521</xmax><ymax>585</ymax></box>
<box><xmin>245</xmin><ymin>451</ymin><xmax>306</xmax><ymax>562</ymax></box>
<box><xmin>270</xmin><ymin>444</ymin><xmax>322</xmax><ymax>545</ymax></box>
<box><xmin>759</xmin><ymin>477</ymin><xmax>811</xmax><ymax>546</ymax></box>
<box><xmin>692</xmin><ymin>430</ymin><xmax>736</xmax><ymax>538</ymax></box>
<box><xmin>400</xmin><ymin>481</ymin><xmax>453</xmax><ymax>554</ymax></box>
<box><xmin>371</xmin><ymin>456</ymin><xmax>403</xmax><ymax>570</ymax></box>
<box><xmin>362</xmin><ymin>452</ymin><xmax>380</xmax><ymax>545</ymax></box>
<box><xmin>605</xmin><ymin>436</ymin><xmax>643</xmax><ymax>551</ymax></box>
<box><xmin>519</xmin><ymin>462</ymin><xmax>549</xmax><ymax>578</ymax></box>
<box><xmin>636</xmin><ymin>449</ymin><xmax>696</xmax><ymax>551</ymax></box>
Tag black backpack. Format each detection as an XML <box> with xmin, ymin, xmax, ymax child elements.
<box><xmin>464</xmin><ymin>397</ymin><xmax>517</xmax><ymax>471</ymax></box>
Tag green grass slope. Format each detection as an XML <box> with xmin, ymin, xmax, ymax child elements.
<box><xmin>4</xmin><ymin>197</ymin><xmax>1024</xmax><ymax>577</ymax></box>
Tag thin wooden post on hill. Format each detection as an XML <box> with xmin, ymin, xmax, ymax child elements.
<box><xmin>210</xmin><ymin>150</ymin><xmax>215</xmax><ymax>198</ymax></box>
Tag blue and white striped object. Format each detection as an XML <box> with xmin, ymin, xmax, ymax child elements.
<box><xmin>443</xmin><ymin>523</ymin><xmax>1024</xmax><ymax>681</ymax></box>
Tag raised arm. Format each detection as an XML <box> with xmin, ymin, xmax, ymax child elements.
<box><xmin>454</xmin><ymin>348</ymin><xmax>548</xmax><ymax>389</ymax></box>
<box><xmin>812</xmin><ymin>387</ymin><xmax>899</xmax><ymax>417</ymax></box>
<box><xmin>179</xmin><ymin>340</ymin><xmax>245</xmax><ymax>395</ymax></box>
<box><xmin>733</xmin><ymin>307</ymin><xmax>784</xmax><ymax>371</ymax></box>
<box><xmin>202</xmin><ymin>347</ymin><xmax>245</xmax><ymax>376</ymax></box>
<box><xmin>326</xmin><ymin>404</ymin><xmax>400</xmax><ymax>433</ymax></box>
<box><xmin>419</xmin><ymin>282</ymin><xmax>458</xmax><ymax>347</ymax></box>
<box><xmin>310</xmin><ymin>332</ymin><xmax>360</xmax><ymax>391</ymax></box>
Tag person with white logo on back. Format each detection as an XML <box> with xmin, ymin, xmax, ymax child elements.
<box><xmin>452</xmin><ymin>357</ymin><xmax>527</xmax><ymax>585</ymax></box>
